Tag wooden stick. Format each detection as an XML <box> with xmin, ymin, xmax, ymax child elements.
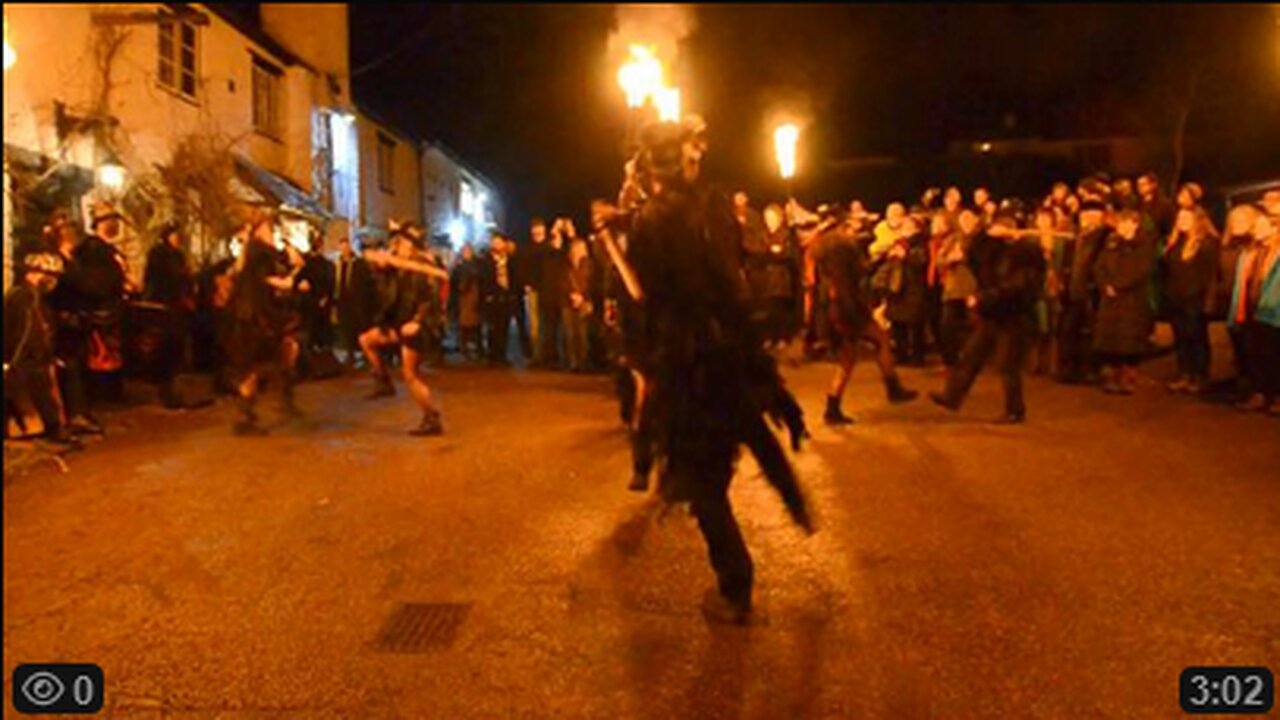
<box><xmin>365</xmin><ymin>250</ymin><xmax>450</xmax><ymax>281</ymax></box>
<box><xmin>598</xmin><ymin>230</ymin><xmax>644</xmax><ymax>302</ymax></box>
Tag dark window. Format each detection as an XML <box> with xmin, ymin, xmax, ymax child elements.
<box><xmin>158</xmin><ymin>12</ymin><xmax>200</xmax><ymax>100</ymax></box>
<box><xmin>377</xmin><ymin>133</ymin><xmax>396</xmax><ymax>193</ymax></box>
<box><xmin>252</xmin><ymin>56</ymin><xmax>283</xmax><ymax>138</ymax></box>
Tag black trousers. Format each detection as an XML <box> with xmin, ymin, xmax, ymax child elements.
<box><xmin>485</xmin><ymin>295</ymin><xmax>516</xmax><ymax>363</ymax></box>
<box><xmin>926</xmin><ymin>285</ymin><xmax>944</xmax><ymax>355</ymax></box>
<box><xmin>1242</xmin><ymin>321</ymin><xmax>1280</xmax><ymax>399</ymax></box>
<box><xmin>302</xmin><ymin>303</ymin><xmax>333</xmax><ymax>351</ymax></box>
<box><xmin>536</xmin><ymin>299</ymin><xmax>563</xmax><ymax>367</ymax></box>
<box><xmin>939</xmin><ymin>299</ymin><xmax>972</xmax><ymax>367</ymax></box>
<box><xmin>1057</xmin><ymin>299</ymin><xmax>1096</xmax><ymax>383</ymax></box>
<box><xmin>943</xmin><ymin>315</ymin><xmax>1032</xmax><ymax>417</ymax></box>
<box><xmin>1168</xmin><ymin>305</ymin><xmax>1210</xmax><ymax>380</ymax></box>
<box><xmin>54</xmin><ymin>327</ymin><xmax>91</xmax><ymax>420</ymax></box>
<box><xmin>691</xmin><ymin>481</ymin><xmax>754</xmax><ymax>610</ymax></box>
<box><xmin>513</xmin><ymin>292</ymin><xmax>533</xmax><ymax>359</ymax></box>
<box><xmin>1227</xmin><ymin>323</ymin><xmax>1249</xmax><ymax>386</ymax></box>
<box><xmin>766</xmin><ymin>297</ymin><xmax>797</xmax><ymax>343</ymax></box>
<box><xmin>892</xmin><ymin>321</ymin><xmax>927</xmax><ymax>364</ymax></box>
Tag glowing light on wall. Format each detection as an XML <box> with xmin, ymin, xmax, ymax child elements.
<box><xmin>4</xmin><ymin>16</ymin><xmax>16</xmax><ymax>72</ymax></box>
<box><xmin>448</xmin><ymin>218</ymin><xmax>467</xmax><ymax>247</ymax></box>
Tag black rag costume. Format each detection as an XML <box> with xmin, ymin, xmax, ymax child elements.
<box><xmin>621</xmin><ymin>119</ymin><xmax>812</xmax><ymax>613</ymax></box>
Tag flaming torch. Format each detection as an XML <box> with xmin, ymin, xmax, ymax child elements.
<box><xmin>654</xmin><ymin>85</ymin><xmax>681</xmax><ymax>123</ymax></box>
<box><xmin>774</xmin><ymin>122</ymin><xmax>802</xmax><ymax>228</ymax></box>
<box><xmin>774</xmin><ymin>122</ymin><xmax>799</xmax><ymax>185</ymax></box>
<box><xmin>618</xmin><ymin>44</ymin><xmax>665</xmax><ymax>154</ymax></box>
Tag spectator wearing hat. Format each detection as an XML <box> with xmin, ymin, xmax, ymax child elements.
<box><xmin>74</xmin><ymin>201</ymin><xmax>132</xmax><ymax>404</ymax></box>
<box><xmin>5</xmin><ymin>253</ymin><xmax>79</xmax><ymax>447</ymax></box>
<box><xmin>1057</xmin><ymin>199</ymin><xmax>1110</xmax><ymax>384</ymax></box>
<box><xmin>143</xmin><ymin>221</ymin><xmax>198</xmax><ymax>409</ymax></box>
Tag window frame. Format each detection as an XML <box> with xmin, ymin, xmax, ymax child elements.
<box><xmin>251</xmin><ymin>53</ymin><xmax>284</xmax><ymax>141</ymax></box>
<box><xmin>157</xmin><ymin>10</ymin><xmax>200</xmax><ymax>103</ymax></box>
<box><xmin>376</xmin><ymin>132</ymin><xmax>397</xmax><ymax>194</ymax></box>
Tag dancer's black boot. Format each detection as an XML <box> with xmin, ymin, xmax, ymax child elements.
<box><xmin>884</xmin><ymin>374</ymin><xmax>919</xmax><ymax>404</ymax></box>
<box><xmin>824</xmin><ymin>394</ymin><xmax>855</xmax><ymax>426</ymax></box>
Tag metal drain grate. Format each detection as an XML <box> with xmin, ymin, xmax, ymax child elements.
<box><xmin>373</xmin><ymin>602</ymin><xmax>471</xmax><ymax>653</ymax></box>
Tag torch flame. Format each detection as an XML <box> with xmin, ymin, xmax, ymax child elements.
<box><xmin>617</xmin><ymin>44</ymin><xmax>663</xmax><ymax>109</ymax></box>
<box><xmin>774</xmin><ymin>123</ymin><xmax>800</xmax><ymax>180</ymax></box>
<box><xmin>654</xmin><ymin>85</ymin><xmax>681</xmax><ymax>122</ymax></box>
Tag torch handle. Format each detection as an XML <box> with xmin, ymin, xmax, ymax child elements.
<box><xmin>599</xmin><ymin>230</ymin><xmax>644</xmax><ymax>303</ymax></box>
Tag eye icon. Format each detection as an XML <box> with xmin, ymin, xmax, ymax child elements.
<box><xmin>20</xmin><ymin>671</ymin><xmax>66</xmax><ymax>707</ymax></box>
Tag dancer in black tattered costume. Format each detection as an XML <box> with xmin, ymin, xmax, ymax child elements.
<box><xmin>617</xmin><ymin>116</ymin><xmax>813</xmax><ymax>623</ymax></box>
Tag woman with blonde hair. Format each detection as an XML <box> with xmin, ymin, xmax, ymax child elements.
<box><xmin>1162</xmin><ymin>208</ymin><xmax>1220</xmax><ymax>394</ymax></box>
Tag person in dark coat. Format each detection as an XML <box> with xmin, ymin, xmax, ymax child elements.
<box><xmin>449</xmin><ymin>243</ymin><xmax>484</xmax><ymax>361</ymax></box>
<box><xmin>296</xmin><ymin>230</ymin><xmax>336</xmax><ymax>353</ymax></box>
<box><xmin>480</xmin><ymin>233</ymin><xmax>519</xmax><ymax>366</ymax></box>
<box><xmin>506</xmin><ymin>238</ymin><xmax>534</xmax><ymax>363</ymax></box>
<box><xmin>1162</xmin><ymin>208</ymin><xmax>1220</xmax><ymax>394</ymax></box>
<box><xmin>60</xmin><ymin>202</ymin><xmax>131</xmax><ymax>409</ymax></box>
<box><xmin>624</xmin><ymin>116</ymin><xmax>811</xmax><ymax>624</ymax></box>
<box><xmin>334</xmin><ymin>235</ymin><xmax>376</xmax><ymax>369</ymax></box>
<box><xmin>525</xmin><ymin>218</ymin><xmax>551</xmax><ymax>366</ymax></box>
<box><xmin>762</xmin><ymin>203</ymin><xmax>801</xmax><ymax>347</ymax></box>
<box><xmin>562</xmin><ymin>237</ymin><xmax>596</xmax><ymax>372</ymax></box>
<box><xmin>143</xmin><ymin>222</ymin><xmax>198</xmax><ymax>409</ymax></box>
<box><xmin>884</xmin><ymin>217</ymin><xmax>930</xmax><ymax>365</ymax></box>
<box><xmin>812</xmin><ymin>208</ymin><xmax>918</xmax><ymax>426</ymax></box>
<box><xmin>1057</xmin><ymin>200</ymin><xmax>1110</xmax><ymax>385</ymax></box>
<box><xmin>1092</xmin><ymin>209</ymin><xmax>1157</xmax><ymax>395</ymax></box>
<box><xmin>735</xmin><ymin>191</ymin><xmax>771</xmax><ymax>333</ymax></box>
<box><xmin>930</xmin><ymin>213</ymin><xmax>1047</xmax><ymax>423</ymax></box>
<box><xmin>538</xmin><ymin>221</ymin><xmax>571</xmax><ymax>368</ymax></box>
<box><xmin>1137</xmin><ymin>172</ymin><xmax>1175</xmax><ymax>239</ymax></box>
